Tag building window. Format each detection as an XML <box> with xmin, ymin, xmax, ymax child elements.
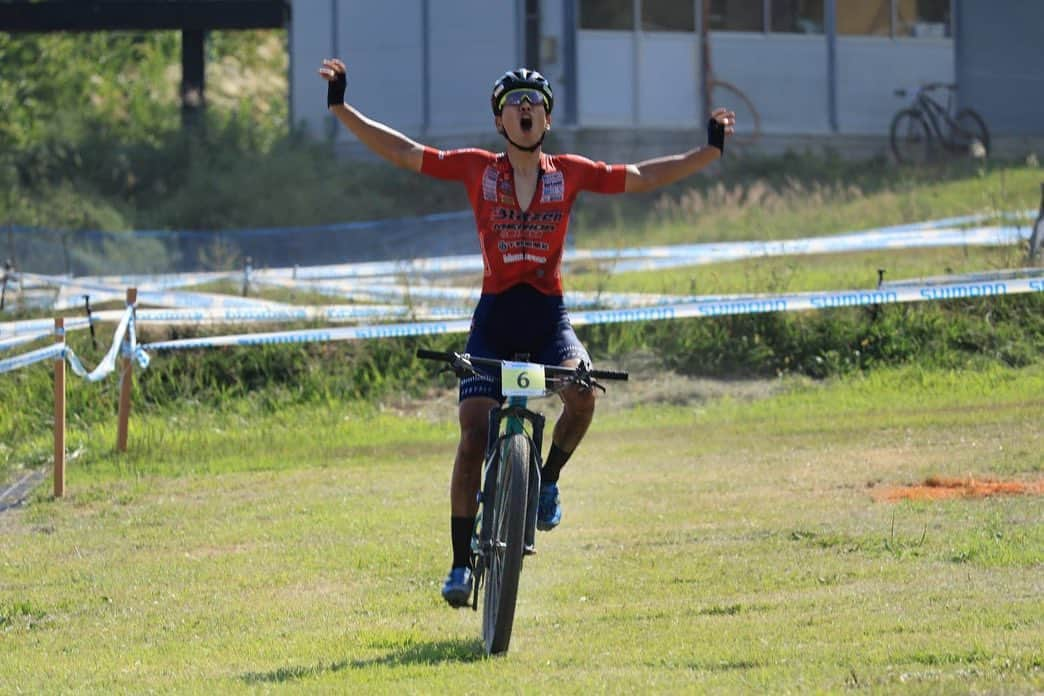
<box><xmin>896</xmin><ymin>0</ymin><xmax>951</xmax><ymax>38</ymax></box>
<box><xmin>642</xmin><ymin>0</ymin><xmax>695</xmax><ymax>32</ymax></box>
<box><xmin>837</xmin><ymin>0</ymin><xmax>891</xmax><ymax>36</ymax></box>
<box><xmin>771</xmin><ymin>0</ymin><xmax>824</xmax><ymax>33</ymax></box>
<box><xmin>579</xmin><ymin>0</ymin><xmax>634</xmax><ymax>30</ymax></box>
<box><xmin>708</xmin><ymin>0</ymin><xmax>764</xmax><ymax>32</ymax></box>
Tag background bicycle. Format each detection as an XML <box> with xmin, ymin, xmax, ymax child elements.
<box><xmin>699</xmin><ymin>2</ymin><xmax>762</xmax><ymax>145</ymax></box>
<box><xmin>889</xmin><ymin>82</ymin><xmax>990</xmax><ymax>165</ymax></box>
<box><xmin>417</xmin><ymin>349</ymin><xmax>627</xmax><ymax>655</ymax></box>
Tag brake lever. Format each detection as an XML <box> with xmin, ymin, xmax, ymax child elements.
<box><xmin>573</xmin><ymin>362</ymin><xmax>606</xmax><ymax>393</ymax></box>
<box><xmin>448</xmin><ymin>352</ymin><xmax>478</xmax><ymax>379</ymax></box>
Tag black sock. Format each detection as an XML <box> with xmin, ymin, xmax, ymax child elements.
<box><xmin>451</xmin><ymin>516</ymin><xmax>475</xmax><ymax>569</ymax></box>
<box><xmin>541</xmin><ymin>443</ymin><xmax>573</xmax><ymax>484</ymax></box>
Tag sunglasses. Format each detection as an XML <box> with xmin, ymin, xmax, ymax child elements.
<box><xmin>498</xmin><ymin>88</ymin><xmax>548</xmax><ymax>110</ymax></box>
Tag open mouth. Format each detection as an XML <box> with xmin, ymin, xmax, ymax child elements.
<box><xmin>520</xmin><ymin>115</ymin><xmax>533</xmax><ymax>132</ymax></box>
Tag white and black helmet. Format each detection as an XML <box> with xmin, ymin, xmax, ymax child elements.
<box><xmin>490</xmin><ymin>68</ymin><xmax>554</xmax><ymax>115</ymax></box>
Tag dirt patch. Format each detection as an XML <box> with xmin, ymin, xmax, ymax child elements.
<box><xmin>872</xmin><ymin>476</ymin><xmax>1044</xmax><ymax>502</ymax></box>
<box><xmin>381</xmin><ymin>351</ymin><xmax>786</xmax><ymax>421</ymax></box>
<box><xmin>604</xmin><ymin>351</ymin><xmax>786</xmax><ymax>412</ymax></box>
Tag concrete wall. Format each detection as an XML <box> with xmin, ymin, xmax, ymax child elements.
<box><xmin>836</xmin><ymin>36</ymin><xmax>954</xmax><ymax>134</ymax></box>
<box><xmin>291</xmin><ymin>0</ymin><xmax>520</xmax><ymax>144</ymax></box>
<box><xmin>955</xmin><ymin>0</ymin><xmax>1044</xmax><ymax>136</ymax></box>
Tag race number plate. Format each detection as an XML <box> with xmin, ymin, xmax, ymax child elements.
<box><xmin>501</xmin><ymin>361</ymin><xmax>546</xmax><ymax>397</ymax></box>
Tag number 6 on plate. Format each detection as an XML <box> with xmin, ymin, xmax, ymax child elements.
<box><xmin>501</xmin><ymin>361</ymin><xmax>546</xmax><ymax>397</ymax></box>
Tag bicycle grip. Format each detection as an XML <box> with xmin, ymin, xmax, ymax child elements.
<box><xmin>591</xmin><ymin>368</ymin><xmax>629</xmax><ymax>381</ymax></box>
<box><xmin>416</xmin><ymin>348</ymin><xmax>454</xmax><ymax>361</ymax></box>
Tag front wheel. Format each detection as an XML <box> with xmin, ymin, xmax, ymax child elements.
<box><xmin>482</xmin><ymin>433</ymin><xmax>529</xmax><ymax>655</ymax></box>
<box><xmin>950</xmin><ymin>108</ymin><xmax>990</xmax><ymax>159</ymax></box>
<box><xmin>890</xmin><ymin>109</ymin><xmax>932</xmax><ymax>165</ymax></box>
<box><xmin>708</xmin><ymin>79</ymin><xmax>761</xmax><ymax>145</ymax></box>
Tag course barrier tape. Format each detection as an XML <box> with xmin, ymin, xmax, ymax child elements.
<box><xmin>62</xmin><ymin>306</ymin><xmax>144</xmax><ymax>382</ymax></box>
<box><xmin>17</xmin><ymin>272</ymin><xmax>300</xmax><ymax>312</ymax></box>
<box><xmin>141</xmin><ymin>319</ymin><xmax>473</xmax><ymax>352</ymax></box>
<box><xmin>0</xmin><ymin>343</ymin><xmax>67</xmax><ymax>374</ymax></box>
<box><xmin>0</xmin><ymin>306</ymin><xmax>149</xmax><ymax>379</ymax></box>
<box><xmin>0</xmin><ymin>304</ymin><xmax>474</xmax><ymax>340</ymax></box>
<box><xmin>26</xmin><ymin>209</ymin><xmax>1034</xmax><ymax>299</ymax></box>
<box><xmin>0</xmin><ymin>330</ymin><xmax>56</xmax><ymax>352</ymax></box>
<box><xmin>602</xmin><ymin>225</ymin><xmax>1032</xmax><ymax>274</ymax></box>
<box><xmin>2</xmin><ymin>208</ymin><xmax>1040</xmax><ymax>378</ymax></box>
<box><xmin>571</xmin><ymin>275</ymin><xmax>1044</xmax><ymax>326</ymax></box>
<box><xmin>881</xmin><ymin>267</ymin><xmax>1044</xmax><ymax>287</ymax></box>
<box><xmin>136</xmin><ymin>274</ymin><xmax>1044</xmax><ymax>358</ymax></box>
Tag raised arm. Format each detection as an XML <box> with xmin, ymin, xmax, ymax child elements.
<box><xmin>319</xmin><ymin>58</ymin><xmax>425</xmax><ymax>173</ymax></box>
<box><xmin>624</xmin><ymin>108</ymin><xmax>735</xmax><ymax>193</ymax></box>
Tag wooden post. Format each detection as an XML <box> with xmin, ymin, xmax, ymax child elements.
<box><xmin>116</xmin><ymin>288</ymin><xmax>137</xmax><ymax>453</ymax></box>
<box><xmin>53</xmin><ymin>317</ymin><xmax>65</xmax><ymax>498</ymax></box>
<box><xmin>1028</xmin><ymin>181</ymin><xmax>1043</xmax><ymax>262</ymax></box>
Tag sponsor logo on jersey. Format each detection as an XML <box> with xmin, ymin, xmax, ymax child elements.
<box><xmin>541</xmin><ymin>171</ymin><xmax>564</xmax><ymax>202</ymax></box>
<box><xmin>482</xmin><ymin>166</ymin><xmax>499</xmax><ymax>202</ymax></box>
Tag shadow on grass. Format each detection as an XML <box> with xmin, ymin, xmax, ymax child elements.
<box><xmin>240</xmin><ymin>638</ymin><xmax>485</xmax><ymax>684</ymax></box>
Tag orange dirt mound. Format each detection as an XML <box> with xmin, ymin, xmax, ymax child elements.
<box><xmin>872</xmin><ymin>476</ymin><xmax>1044</xmax><ymax>502</ymax></box>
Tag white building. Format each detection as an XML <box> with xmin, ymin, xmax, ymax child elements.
<box><xmin>289</xmin><ymin>1</ymin><xmax>973</xmax><ymax>157</ymax></box>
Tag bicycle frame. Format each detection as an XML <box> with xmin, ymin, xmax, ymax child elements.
<box><xmin>914</xmin><ymin>90</ymin><xmax>956</xmax><ymax>141</ymax></box>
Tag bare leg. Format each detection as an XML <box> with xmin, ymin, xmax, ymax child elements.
<box><xmin>452</xmin><ymin>396</ymin><xmax>499</xmax><ymax>516</ymax></box>
<box><xmin>550</xmin><ymin>357</ymin><xmax>597</xmax><ymax>454</ymax></box>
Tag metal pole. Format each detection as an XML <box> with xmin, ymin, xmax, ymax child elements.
<box><xmin>699</xmin><ymin>0</ymin><xmax>710</xmax><ymax>120</ymax></box>
<box><xmin>563</xmin><ymin>0</ymin><xmax>578</xmax><ymax>126</ymax></box>
<box><xmin>826</xmin><ymin>0</ymin><xmax>838</xmax><ymax>132</ymax></box>
<box><xmin>633</xmin><ymin>0</ymin><xmax>642</xmax><ymax>125</ymax></box>
<box><xmin>421</xmin><ymin>0</ymin><xmax>430</xmax><ymax>135</ymax></box>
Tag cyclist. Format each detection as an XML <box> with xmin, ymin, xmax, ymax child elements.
<box><xmin>319</xmin><ymin>58</ymin><xmax>734</xmax><ymax>607</ymax></box>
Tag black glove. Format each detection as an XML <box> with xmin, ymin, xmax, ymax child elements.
<box><xmin>327</xmin><ymin>70</ymin><xmax>347</xmax><ymax>107</ymax></box>
<box><xmin>707</xmin><ymin>117</ymin><xmax>725</xmax><ymax>154</ymax></box>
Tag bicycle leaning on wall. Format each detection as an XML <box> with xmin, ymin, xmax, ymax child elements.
<box><xmin>417</xmin><ymin>349</ymin><xmax>628</xmax><ymax>655</ymax></box>
<box><xmin>889</xmin><ymin>82</ymin><xmax>990</xmax><ymax>165</ymax></box>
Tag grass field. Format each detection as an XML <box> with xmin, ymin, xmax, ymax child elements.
<box><xmin>1</xmin><ymin>363</ymin><xmax>1041</xmax><ymax>693</ymax></box>
<box><xmin>2</xmin><ymin>160</ymin><xmax>1042</xmax><ymax>693</ymax></box>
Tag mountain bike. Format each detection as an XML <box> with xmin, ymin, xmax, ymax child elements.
<box><xmin>417</xmin><ymin>349</ymin><xmax>628</xmax><ymax>655</ymax></box>
<box><xmin>889</xmin><ymin>82</ymin><xmax>990</xmax><ymax>165</ymax></box>
<box><xmin>699</xmin><ymin>3</ymin><xmax>761</xmax><ymax>145</ymax></box>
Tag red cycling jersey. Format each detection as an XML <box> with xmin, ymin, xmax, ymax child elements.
<box><xmin>421</xmin><ymin>147</ymin><xmax>627</xmax><ymax>295</ymax></box>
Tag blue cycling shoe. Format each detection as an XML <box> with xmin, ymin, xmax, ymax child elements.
<box><xmin>441</xmin><ymin>566</ymin><xmax>473</xmax><ymax>608</ymax></box>
<box><xmin>537</xmin><ymin>482</ymin><xmax>561</xmax><ymax>531</ymax></box>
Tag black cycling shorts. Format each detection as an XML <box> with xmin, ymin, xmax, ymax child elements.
<box><xmin>459</xmin><ymin>283</ymin><xmax>590</xmax><ymax>403</ymax></box>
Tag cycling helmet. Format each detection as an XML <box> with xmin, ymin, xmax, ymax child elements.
<box><xmin>491</xmin><ymin>68</ymin><xmax>554</xmax><ymax>116</ymax></box>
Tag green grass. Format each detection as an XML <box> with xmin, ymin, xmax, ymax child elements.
<box><xmin>568</xmin><ymin>245</ymin><xmax>1030</xmax><ymax>296</ymax></box>
<box><xmin>1</xmin><ymin>364</ymin><xmax>1041</xmax><ymax>693</ymax></box>
<box><xmin>574</xmin><ymin>162</ymin><xmax>1042</xmax><ymax>247</ymax></box>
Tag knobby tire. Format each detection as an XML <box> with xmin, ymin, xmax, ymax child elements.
<box><xmin>890</xmin><ymin>108</ymin><xmax>931</xmax><ymax>165</ymax></box>
<box><xmin>708</xmin><ymin>79</ymin><xmax>761</xmax><ymax>145</ymax></box>
<box><xmin>482</xmin><ymin>433</ymin><xmax>529</xmax><ymax>655</ymax></box>
<box><xmin>951</xmin><ymin>108</ymin><xmax>990</xmax><ymax>157</ymax></box>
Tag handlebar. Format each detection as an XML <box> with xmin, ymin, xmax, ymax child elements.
<box><xmin>895</xmin><ymin>82</ymin><xmax>956</xmax><ymax>98</ymax></box>
<box><xmin>417</xmin><ymin>349</ymin><xmax>629</xmax><ymax>390</ymax></box>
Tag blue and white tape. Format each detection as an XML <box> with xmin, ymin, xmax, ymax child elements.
<box><xmin>136</xmin><ymin>274</ymin><xmax>1044</xmax><ymax>357</ymax></box>
<box><xmin>571</xmin><ymin>276</ymin><xmax>1044</xmax><ymax>326</ymax></box>
<box><xmin>141</xmin><ymin>319</ymin><xmax>472</xmax><ymax>352</ymax></box>
<box><xmin>45</xmin><ymin>209</ymin><xmax>1033</xmax><ymax>300</ymax></box>
<box><xmin>0</xmin><ymin>343</ymin><xmax>67</xmax><ymax>374</ymax></box>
